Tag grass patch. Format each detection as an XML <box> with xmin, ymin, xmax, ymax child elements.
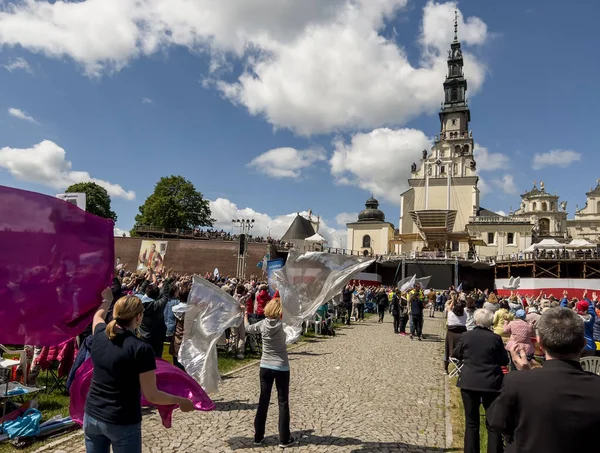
<box><xmin>448</xmin><ymin>376</ymin><xmax>488</xmax><ymax>451</ymax></box>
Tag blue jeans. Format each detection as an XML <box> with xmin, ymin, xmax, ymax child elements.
<box><xmin>83</xmin><ymin>414</ymin><xmax>142</xmax><ymax>453</ymax></box>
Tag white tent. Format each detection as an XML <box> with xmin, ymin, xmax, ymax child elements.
<box><xmin>305</xmin><ymin>233</ymin><xmax>327</xmax><ymax>243</ymax></box>
<box><xmin>532</xmin><ymin>239</ymin><xmax>564</xmax><ymax>250</ymax></box>
<box><xmin>567</xmin><ymin>238</ymin><xmax>596</xmax><ymax>249</ymax></box>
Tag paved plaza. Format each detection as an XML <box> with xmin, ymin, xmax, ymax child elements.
<box><xmin>47</xmin><ymin>316</ymin><xmax>447</xmax><ymax>453</ymax></box>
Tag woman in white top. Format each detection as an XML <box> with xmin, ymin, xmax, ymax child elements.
<box><xmin>444</xmin><ymin>296</ymin><xmax>467</xmax><ymax>374</ymax></box>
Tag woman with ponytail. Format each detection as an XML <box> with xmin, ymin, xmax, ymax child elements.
<box><xmin>84</xmin><ymin>288</ymin><xmax>194</xmax><ymax>453</ymax></box>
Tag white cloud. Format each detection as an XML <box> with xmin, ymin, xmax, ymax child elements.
<box><xmin>477</xmin><ymin>175</ymin><xmax>490</xmax><ymax>197</ymax></box>
<box><xmin>532</xmin><ymin>149</ymin><xmax>581</xmax><ymax>170</ymax></box>
<box><xmin>0</xmin><ymin>140</ymin><xmax>136</xmax><ymax>200</ymax></box>
<box><xmin>8</xmin><ymin>108</ymin><xmax>38</xmax><ymax>124</ymax></box>
<box><xmin>491</xmin><ymin>174</ymin><xmax>518</xmax><ymax>195</ymax></box>
<box><xmin>330</xmin><ymin>127</ymin><xmax>432</xmax><ymax>203</ymax></box>
<box><xmin>3</xmin><ymin>56</ymin><xmax>33</xmax><ymax>73</ymax></box>
<box><xmin>114</xmin><ymin>227</ymin><xmax>131</xmax><ymax>237</ymax></box>
<box><xmin>495</xmin><ymin>210</ymin><xmax>507</xmax><ymax>217</ymax></box>
<box><xmin>0</xmin><ymin>1</ymin><xmax>489</xmax><ymax>135</ymax></box>
<box><xmin>335</xmin><ymin>212</ymin><xmax>358</xmax><ymax>227</ymax></box>
<box><xmin>218</xmin><ymin>1</ymin><xmax>488</xmax><ymax>135</ymax></box>
<box><xmin>248</xmin><ymin>147</ymin><xmax>326</xmax><ymax>179</ymax></box>
<box><xmin>0</xmin><ymin>0</ymin><xmax>346</xmax><ymax>76</ymax></box>
<box><xmin>209</xmin><ymin>198</ymin><xmax>346</xmax><ymax>248</ymax></box>
<box><xmin>474</xmin><ymin>143</ymin><xmax>509</xmax><ymax>171</ymax></box>
<box><xmin>142</xmin><ymin>97</ymin><xmax>153</xmax><ymax>104</ymax></box>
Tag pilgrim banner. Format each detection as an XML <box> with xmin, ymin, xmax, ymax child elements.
<box><xmin>267</xmin><ymin>258</ymin><xmax>284</xmax><ymax>296</ymax></box>
<box><xmin>0</xmin><ymin>185</ymin><xmax>114</xmax><ymax>346</ymax></box>
<box><xmin>137</xmin><ymin>240</ymin><xmax>168</xmax><ymax>272</ymax></box>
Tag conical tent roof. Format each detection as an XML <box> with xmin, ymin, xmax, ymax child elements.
<box><xmin>305</xmin><ymin>233</ymin><xmax>327</xmax><ymax>243</ymax></box>
<box><xmin>281</xmin><ymin>215</ymin><xmax>316</xmax><ymax>241</ymax></box>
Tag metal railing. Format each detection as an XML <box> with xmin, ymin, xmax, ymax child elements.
<box><xmin>469</xmin><ymin>216</ymin><xmax>531</xmax><ymax>224</ymax></box>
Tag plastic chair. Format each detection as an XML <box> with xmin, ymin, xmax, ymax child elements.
<box><xmin>580</xmin><ymin>357</ymin><xmax>600</xmax><ymax>375</ymax></box>
<box><xmin>0</xmin><ymin>346</ymin><xmax>28</xmax><ymax>384</ymax></box>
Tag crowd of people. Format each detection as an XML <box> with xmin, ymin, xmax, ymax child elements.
<box><xmin>441</xmin><ymin>287</ymin><xmax>600</xmax><ymax>453</ymax></box>
<box><xmin>10</xmin><ymin>258</ymin><xmax>600</xmax><ymax>453</ymax></box>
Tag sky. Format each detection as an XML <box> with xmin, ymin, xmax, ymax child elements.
<box><xmin>1</xmin><ymin>0</ymin><xmax>599</xmax><ymax>248</ymax></box>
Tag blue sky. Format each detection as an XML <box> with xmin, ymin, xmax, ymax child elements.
<box><xmin>0</xmin><ymin>0</ymin><xmax>598</xmax><ymax>246</ymax></box>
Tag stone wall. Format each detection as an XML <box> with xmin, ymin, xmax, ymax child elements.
<box><xmin>115</xmin><ymin>237</ymin><xmax>273</xmax><ymax>278</ymax></box>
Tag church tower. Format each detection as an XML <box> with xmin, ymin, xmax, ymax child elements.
<box><xmin>399</xmin><ymin>12</ymin><xmax>480</xmax><ymax>253</ymax></box>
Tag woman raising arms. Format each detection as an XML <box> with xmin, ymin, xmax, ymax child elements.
<box><xmin>84</xmin><ymin>288</ymin><xmax>194</xmax><ymax>453</ymax></box>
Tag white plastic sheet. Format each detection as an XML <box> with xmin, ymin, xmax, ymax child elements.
<box><xmin>173</xmin><ymin>276</ymin><xmax>243</xmax><ymax>394</ymax></box>
<box><xmin>272</xmin><ymin>251</ymin><xmax>375</xmax><ymax>342</ymax></box>
<box><xmin>397</xmin><ymin>275</ymin><xmax>432</xmax><ymax>292</ymax></box>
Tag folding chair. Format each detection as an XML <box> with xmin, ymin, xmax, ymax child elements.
<box><xmin>45</xmin><ymin>360</ymin><xmax>67</xmax><ymax>394</ymax></box>
<box><xmin>448</xmin><ymin>357</ymin><xmax>463</xmax><ymax>378</ymax></box>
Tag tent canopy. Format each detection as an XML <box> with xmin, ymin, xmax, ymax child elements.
<box><xmin>305</xmin><ymin>233</ymin><xmax>327</xmax><ymax>243</ymax></box>
<box><xmin>567</xmin><ymin>238</ymin><xmax>596</xmax><ymax>249</ymax></box>
<box><xmin>531</xmin><ymin>239</ymin><xmax>564</xmax><ymax>250</ymax></box>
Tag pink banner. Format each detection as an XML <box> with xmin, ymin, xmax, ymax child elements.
<box><xmin>0</xmin><ymin>185</ymin><xmax>114</xmax><ymax>345</ymax></box>
<box><xmin>69</xmin><ymin>358</ymin><xmax>215</xmax><ymax>428</ymax></box>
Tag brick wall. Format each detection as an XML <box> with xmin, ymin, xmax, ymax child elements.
<box><xmin>115</xmin><ymin>237</ymin><xmax>273</xmax><ymax>278</ymax></box>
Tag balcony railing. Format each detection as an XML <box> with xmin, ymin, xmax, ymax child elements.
<box><xmin>469</xmin><ymin>216</ymin><xmax>531</xmax><ymax>224</ymax></box>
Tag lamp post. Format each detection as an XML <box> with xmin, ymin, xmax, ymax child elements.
<box><xmin>231</xmin><ymin>218</ymin><xmax>255</xmax><ymax>280</ymax></box>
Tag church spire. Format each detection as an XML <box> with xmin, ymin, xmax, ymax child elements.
<box><xmin>454</xmin><ymin>10</ymin><xmax>458</xmax><ymax>42</ymax></box>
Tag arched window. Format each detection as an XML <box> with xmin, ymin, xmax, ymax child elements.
<box><xmin>542</xmin><ymin>202</ymin><xmax>548</xmax><ymax>212</ymax></box>
<box><xmin>452</xmin><ymin>65</ymin><xmax>458</xmax><ymax>76</ymax></box>
<box><xmin>455</xmin><ymin>145</ymin><xmax>461</xmax><ymax>155</ymax></box>
<box><xmin>538</xmin><ymin>218</ymin><xmax>550</xmax><ymax>236</ymax></box>
<box><xmin>532</xmin><ymin>202</ymin><xmax>537</xmax><ymax>211</ymax></box>
<box><xmin>463</xmin><ymin>144</ymin><xmax>469</xmax><ymax>154</ymax></box>
<box><xmin>451</xmin><ymin>88</ymin><xmax>458</xmax><ymax>102</ymax></box>
<box><xmin>362</xmin><ymin>235</ymin><xmax>371</xmax><ymax>248</ymax></box>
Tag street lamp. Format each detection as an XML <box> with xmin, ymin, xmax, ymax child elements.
<box><xmin>231</xmin><ymin>218</ymin><xmax>255</xmax><ymax>279</ymax></box>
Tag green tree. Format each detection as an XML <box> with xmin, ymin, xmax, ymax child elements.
<box><xmin>65</xmin><ymin>182</ymin><xmax>117</xmax><ymax>221</ymax></box>
<box><xmin>134</xmin><ymin>176</ymin><xmax>214</xmax><ymax>230</ymax></box>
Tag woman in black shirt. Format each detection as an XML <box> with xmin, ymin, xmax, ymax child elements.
<box><xmin>84</xmin><ymin>288</ymin><xmax>194</xmax><ymax>453</ymax></box>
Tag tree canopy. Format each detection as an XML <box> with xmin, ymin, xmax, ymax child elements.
<box><xmin>134</xmin><ymin>175</ymin><xmax>214</xmax><ymax>231</ymax></box>
<box><xmin>65</xmin><ymin>182</ymin><xmax>117</xmax><ymax>221</ymax></box>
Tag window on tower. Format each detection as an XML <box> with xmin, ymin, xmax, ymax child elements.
<box><xmin>451</xmin><ymin>88</ymin><xmax>458</xmax><ymax>102</ymax></box>
<box><xmin>451</xmin><ymin>119</ymin><xmax>456</xmax><ymax>126</ymax></box>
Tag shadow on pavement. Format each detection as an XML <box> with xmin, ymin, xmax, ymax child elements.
<box><xmin>288</xmin><ymin>351</ymin><xmax>331</xmax><ymax>357</ymax></box>
<box><xmin>214</xmin><ymin>399</ymin><xmax>258</xmax><ymax>411</ymax></box>
<box><xmin>228</xmin><ymin>429</ymin><xmax>456</xmax><ymax>451</ymax></box>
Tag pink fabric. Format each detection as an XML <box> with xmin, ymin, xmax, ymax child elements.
<box><xmin>69</xmin><ymin>358</ymin><xmax>215</xmax><ymax>428</ymax></box>
<box><xmin>36</xmin><ymin>338</ymin><xmax>78</xmax><ymax>378</ymax></box>
<box><xmin>504</xmin><ymin>319</ymin><xmax>535</xmax><ymax>355</ymax></box>
<box><xmin>0</xmin><ymin>185</ymin><xmax>114</xmax><ymax>346</ymax></box>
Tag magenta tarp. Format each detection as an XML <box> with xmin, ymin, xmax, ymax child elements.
<box><xmin>0</xmin><ymin>185</ymin><xmax>114</xmax><ymax>345</ymax></box>
<box><xmin>70</xmin><ymin>358</ymin><xmax>215</xmax><ymax>428</ymax></box>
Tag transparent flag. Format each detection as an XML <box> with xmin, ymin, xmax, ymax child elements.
<box><xmin>272</xmin><ymin>251</ymin><xmax>375</xmax><ymax>342</ymax></box>
<box><xmin>174</xmin><ymin>276</ymin><xmax>243</xmax><ymax>394</ymax></box>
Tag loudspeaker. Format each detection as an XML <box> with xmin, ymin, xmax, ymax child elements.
<box><xmin>239</xmin><ymin>234</ymin><xmax>246</xmax><ymax>255</ymax></box>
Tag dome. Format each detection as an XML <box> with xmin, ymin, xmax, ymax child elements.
<box><xmin>358</xmin><ymin>197</ymin><xmax>385</xmax><ymax>222</ymax></box>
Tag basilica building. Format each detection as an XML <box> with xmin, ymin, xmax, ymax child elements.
<box><xmin>347</xmin><ymin>23</ymin><xmax>600</xmax><ymax>259</ymax></box>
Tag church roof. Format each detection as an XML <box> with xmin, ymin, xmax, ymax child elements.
<box><xmin>521</xmin><ymin>183</ymin><xmax>558</xmax><ymax>199</ymax></box>
<box><xmin>477</xmin><ymin>207</ymin><xmax>502</xmax><ymax>217</ymax></box>
<box><xmin>358</xmin><ymin>196</ymin><xmax>385</xmax><ymax>222</ymax></box>
<box><xmin>586</xmin><ymin>181</ymin><xmax>600</xmax><ymax>197</ymax></box>
<box><xmin>281</xmin><ymin>215</ymin><xmax>316</xmax><ymax>241</ymax></box>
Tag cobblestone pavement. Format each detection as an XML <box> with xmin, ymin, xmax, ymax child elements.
<box><xmin>48</xmin><ymin>315</ymin><xmax>447</xmax><ymax>453</ymax></box>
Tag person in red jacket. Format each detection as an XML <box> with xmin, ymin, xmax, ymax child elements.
<box><xmin>255</xmin><ymin>285</ymin><xmax>272</xmax><ymax>320</ymax></box>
